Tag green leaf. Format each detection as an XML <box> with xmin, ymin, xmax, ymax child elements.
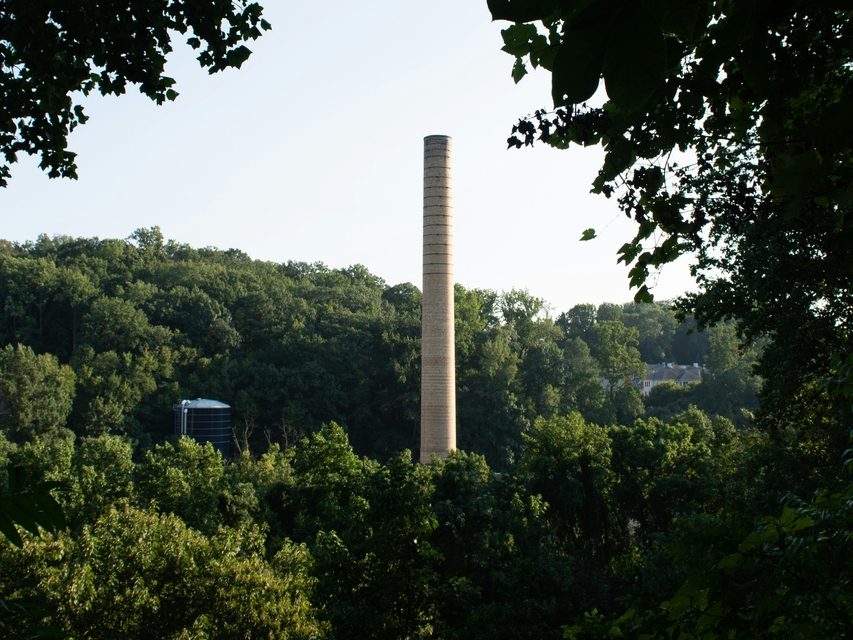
<box><xmin>600</xmin><ymin>136</ymin><xmax>637</xmax><ymax>183</ymax></box>
<box><xmin>501</xmin><ymin>24</ymin><xmax>539</xmax><ymax>56</ymax></box>
<box><xmin>530</xmin><ymin>42</ymin><xmax>557</xmax><ymax>71</ymax></box>
<box><xmin>602</xmin><ymin>13</ymin><xmax>667</xmax><ymax>113</ymax></box>
<box><xmin>768</xmin><ymin>150</ymin><xmax>821</xmax><ymax>207</ymax></box>
<box><xmin>551</xmin><ymin>26</ymin><xmax>606</xmax><ymax>105</ymax></box>
<box><xmin>717</xmin><ymin>552</ymin><xmax>742</xmax><ymax>570</ymax></box>
<box><xmin>739</xmin><ymin>524</ymin><xmax>780</xmax><ymax>551</ymax></box>
<box><xmin>511</xmin><ymin>58</ymin><xmax>528</xmax><ymax>83</ymax></box>
<box><xmin>580</xmin><ymin>228</ymin><xmax>597</xmax><ymax>241</ymax></box>
<box><xmin>617</xmin><ymin>241</ymin><xmax>642</xmax><ymax>265</ymax></box>
<box><xmin>1</xmin><ymin>496</ymin><xmax>41</xmax><ymax>536</ymax></box>
<box><xmin>778</xmin><ymin>506</ymin><xmax>796</xmax><ymax>529</ymax></box>
<box><xmin>32</xmin><ymin>489</ymin><xmax>67</xmax><ymax>532</ymax></box>
<box><xmin>660</xmin><ymin>0</ymin><xmax>702</xmax><ymax>41</ymax></box>
<box><xmin>739</xmin><ymin>40</ymin><xmax>772</xmax><ymax>95</ymax></box>
<box><xmin>488</xmin><ymin>0</ymin><xmax>559</xmax><ymax>22</ymax></box>
<box><xmin>225</xmin><ymin>45</ymin><xmax>252</xmax><ymax>69</ymax></box>
<box><xmin>633</xmin><ymin>285</ymin><xmax>654</xmax><ymax>303</ymax></box>
<box><xmin>0</xmin><ymin>512</ymin><xmax>23</xmax><ymax>547</ymax></box>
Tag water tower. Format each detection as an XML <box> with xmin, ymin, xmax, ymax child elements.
<box><xmin>174</xmin><ymin>398</ymin><xmax>231</xmax><ymax>458</ymax></box>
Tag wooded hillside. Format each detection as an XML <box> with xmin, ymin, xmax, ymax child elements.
<box><xmin>0</xmin><ymin>230</ymin><xmax>846</xmax><ymax>639</ymax></box>
<box><xmin>0</xmin><ymin>229</ymin><xmax>758</xmax><ymax>462</ymax></box>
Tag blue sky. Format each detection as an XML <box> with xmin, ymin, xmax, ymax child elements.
<box><xmin>0</xmin><ymin>2</ymin><xmax>695</xmax><ymax>313</ymax></box>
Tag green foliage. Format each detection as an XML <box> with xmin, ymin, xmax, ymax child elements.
<box><xmin>494</xmin><ymin>0</ymin><xmax>851</xmax><ymax>457</ymax></box>
<box><xmin>11</xmin><ymin>429</ymin><xmax>75</xmax><ymax>487</ymax></box>
<box><xmin>287</xmin><ymin>422</ymin><xmax>370</xmax><ymax>541</ymax></box>
<box><xmin>560</xmin><ymin>336</ymin><xmax>606</xmax><ymax>422</ymax></box>
<box><xmin>457</xmin><ymin>291</ymin><xmax>527</xmax><ymax>466</ymax></box>
<box><xmin>73</xmin><ymin>346</ymin><xmax>173</xmax><ymax>439</ymax></box>
<box><xmin>610</xmin><ymin>384</ymin><xmax>644</xmax><ymax>427</ymax></box>
<box><xmin>670</xmin><ymin>315</ymin><xmax>709</xmax><ymax>366</ymax></box>
<box><xmin>567</xmin><ymin>483</ymin><xmax>853</xmax><ymax>639</ymax></box>
<box><xmin>608</xmin><ymin>412</ymin><xmax>721</xmax><ymax>535</ymax></box>
<box><xmin>1</xmin><ymin>230</ymin><xmax>762</xmax><ymax>467</ymax></box>
<box><xmin>311</xmin><ymin>451</ymin><xmax>438</xmax><ymax>640</ymax></box>
<box><xmin>81</xmin><ymin>296</ymin><xmax>164</xmax><ymax>354</ymax></box>
<box><xmin>0</xmin><ymin>1</ymin><xmax>271</xmax><ymax>185</ymax></box>
<box><xmin>136</xmin><ymin>437</ymin><xmax>226</xmax><ymax>534</ymax></box>
<box><xmin>0</xmin><ymin>345</ymin><xmax>75</xmax><ymax>441</ymax></box>
<box><xmin>0</xmin><ymin>505</ymin><xmax>321</xmax><ymax>639</ymax></box>
<box><xmin>222</xmin><ymin>445</ymin><xmax>293</xmax><ymax>535</ymax></box>
<box><xmin>0</xmin><ymin>465</ymin><xmax>66</xmax><ymax>548</ymax></box>
<box><xmin>557</xmin><ymin>304</ymin><xmax>596</xmax><ymax>341</ymax></box>
<box><xmin>587</xmin><ymin>320</ymin><xmax>644</xmax><ymax>400</ymax></box>
<box><xmin>430</xmin><ymin>450</ymin><xmax>584</xmax><ymax>640</ymax></box>
<box><xmin>67</xmin><ymin>434</ymin><xmax>135</xmax><ymax>528</ymax></box>
<box><xmin>520</xmin><ymin>414</ymin><xmax>614</xmax><ymax>544</ymax></box>
<box><xmin>0</xmin><ymin>371</ymin><xmax>781</xmax><ymax>640</ymax></box>
<box><xmin>622</xmin><ymin>302</ymin><xmax>678</xmax><ymax>364</ymax></box>
<box><xmin>644</xmin><ymin>379</ymin><xmax>693</xmax><ymax>419</ymax></box>
<box><xmin>645</xmin><ymin>322</ymin><xmax>761</xmax><ymax>427</ymax></box>
<box><xmin>0</xmin><ymin>229</ymin><xmax>797</xmax><ymax>638</ymax></box>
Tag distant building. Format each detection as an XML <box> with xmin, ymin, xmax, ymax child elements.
<box><xmin>637</xmin><ymin>363</ymin><xmax>704</xmax><ymax>397</ymax></box>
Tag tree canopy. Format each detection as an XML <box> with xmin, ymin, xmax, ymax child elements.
<box><xmin>491</xmin><ymin>0</ymin><xmax>851</xmax><ymax>470</ymax></box>
<box><xmin>490</xmin><ymin>2</ymin><xmax>852</xmax><ymax>636</ymax></box>
<box><xmin>0</xmin><ymin>0</ymin><xmax>271</xmax><ymax>186</ymax></box>
<box><xmin>0</xmin><ymin>228</ymin><xmax>842</xmax><ymax>639</ymax></box>
<box><xmin>493</xmin><ymin>0</ymin><xmax>850</xmax><ymax>306</ymax></box>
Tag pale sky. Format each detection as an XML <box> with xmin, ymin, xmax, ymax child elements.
<box><xmin>0</xmin><ymin>2</ymin><xmax>695</xmax><ymax>314</ymax></box>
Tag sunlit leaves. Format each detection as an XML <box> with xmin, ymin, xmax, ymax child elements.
<box><xmin>5</xmin><ymin>506</ymin><xmax>321</xmax><ymax>639</ymax></box>
<box><xmin>136</xmin><ymin>437</ymin><xmax>226</xmax><ymax>534</ymax></box>
<box><xmin>0</xmin><ymin>345</ymin><xmax>76</xmax><ymax>442</ymax></box>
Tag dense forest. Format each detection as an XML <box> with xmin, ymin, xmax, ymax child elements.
<box><xmin>0</xmin><ymin>229</ymin><xmax>759</xmax><ymax>461</ymax></box>
<box><xmin>0</xmin><ymin>230</ymin><xmax>846</xmax><ymax>639</ymax></box>
<box><xmin>1</xmin><ymin>0</ymin><xmax>851</xmax><ymax>636</ymax></box>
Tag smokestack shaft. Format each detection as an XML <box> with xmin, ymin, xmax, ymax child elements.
<box><xmin>421</xmin><ymin>135</ymin><xmax>456</xmax><ymax>463</ymax></box>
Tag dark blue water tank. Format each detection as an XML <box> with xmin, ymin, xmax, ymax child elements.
<box><xmin>173</xmin><ymin>398</ymin><xmax>231</xmax><ymax>458</ymax></box>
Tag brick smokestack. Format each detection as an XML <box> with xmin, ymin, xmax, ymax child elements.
<box><xmin>420</xmin><ymin>134</ymin><xmax>456</xmax><ymax>463</ymax></box>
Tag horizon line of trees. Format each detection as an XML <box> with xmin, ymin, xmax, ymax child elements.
<box><xmin>0</xmin><ymin>229</ymin><xmax>759</xmax><ymax>464</ymax></box>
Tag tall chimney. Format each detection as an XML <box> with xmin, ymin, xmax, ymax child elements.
<box><xmin>420</xmin><ymin>134</ymin><xmax>456</xmax><ymax>463</ymax></box>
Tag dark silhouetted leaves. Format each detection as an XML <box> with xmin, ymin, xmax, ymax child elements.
<box><xmin>602</xmin><ymin>13</ymin><xmax>667</xmax><ymax>113</ymax></box>
<box><xmin>0</xmin><ymin>467</ymin><xmax>66</xmax><ymax>547</ymax></box>
<box><xmin>488</xmin><ymin>0</ymin><xmax>559</xmax><ymax>23</ymax></box>
<box><xmin>552</xmin><ymin>26</ymin><xmax>605</xmax><ymax>105</ymax></box>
